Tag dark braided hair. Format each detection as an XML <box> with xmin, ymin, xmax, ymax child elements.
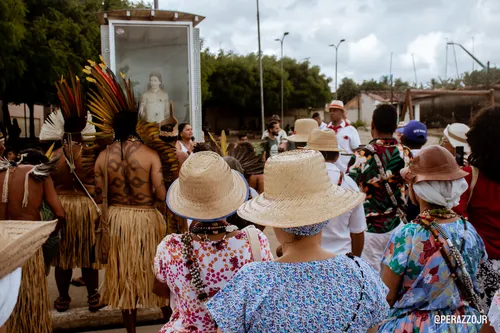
<box><xmin>467</xmin><ymin>106</ymin><xmax>500</xmax><ymax>183</ymax></box>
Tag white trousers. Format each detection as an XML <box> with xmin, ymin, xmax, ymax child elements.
<box><xmin>361</xmin><ymin>222</ymin><xmax>403</xmax><ymax>275</ymax></box>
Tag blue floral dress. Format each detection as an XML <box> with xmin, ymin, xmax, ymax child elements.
<box><xmin>378</xmin><ymin>219</ymin><xmax>487</xmax><ymax>333</ymax></box>
<box><xmin>207</xmin><ymin>255</ymin><xmax>389</xmax><ymax>332</ymax></box>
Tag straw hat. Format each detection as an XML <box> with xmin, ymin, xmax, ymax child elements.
<box><xmin>302</xmin><ymin>128</ymin><xmax>342</xmax><ymax>152</ymax></box>
<box><xmin>167</xmin><ymin>151</ymin><xmax>249</xmax><ymax>221</ymax></box>
<box><xmin>400</xmin><ymin>145</ymin><xmax>468</xmax><ymax>184</ymax></box>
<box><xmin>237</xmin><ymin>150</ymin><xmax>365</xmax><ymax>228</ymax></box>
<box><xmin>287</xmin><ymin>119</ymin><xmax>319</xmax><ymax>142</ymax></box>
<box><xmin>443</xmin><ymin>123</ymin><xmax>471</xmax><ymax>154</ymax></box>
<box><xmin>328</xmin><ymin>100</ymin><xmax>345</xmax><ymax>111</ymax></box>
<box><xmin>0</xmin><ymin>219</ymin><xmax>57</xmax><ymax>279</ymax></box>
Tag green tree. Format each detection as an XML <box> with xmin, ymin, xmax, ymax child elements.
<box><xmin>0</xmin><ymin>0</ymin><xmax>26</xmax><ymax>129</ymax></box>
<box><xmin>336</xmin><ymin>78</ymin><xmax>359</xmax><ymax>104</ymax></box>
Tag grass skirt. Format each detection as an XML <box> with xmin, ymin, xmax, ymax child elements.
<box><xmin>52</xmin><ymin>195</ymin><xmax>100</xmax><ymax>270</ymax></box>
<box><xmin>6</xmin><ymin>249</ymin><xmax>51</xmax><ymax>333</ymax></box>
<box><xmin>102</xmin><ymin>206</ymin><xmax>167</xmax><ymax>310</ymax></box>
<box><xmin>157</xmin><ymin>201</ymin><xmax>188</xmax><ymax>234</ymax></box>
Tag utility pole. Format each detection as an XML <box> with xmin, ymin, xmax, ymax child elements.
<box><xmin>445</xmin><ymin>38</ymin><xmax>448</xmax><ymax>80</ymax></box>
<box><xmin>472</xmin><ymin>36</ymin><xmax>475</xmax><ymax>72</ymax></box>
<box><xmin>412</xmin><ymin>53</ymin><xmax>418</xmax><ymax>87</ymax></box>
<box><xmin>329</xmin><ymin>39</ymin><xmax>346</xmax><ymax>100</ymax></box>
<box><xmin>275</xmin><ymin>32</ymin><xmax>289</xmax><ymax>123</ymax></box>
<box><xmin>390</xmin><ymin>52</ymin><xmax>393</xmax><ymax>104</ymax></box>
<box><xmin>256</xmin><ymin>0</ymin><xmax>265</xmax><ymax>133</ymax></box>
<box><xmin>154</xmin><ymin>0</ymin><xmax>158</xmax><ymax>9</ymax></box>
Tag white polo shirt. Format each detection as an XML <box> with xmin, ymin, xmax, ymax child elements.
<box><xmin>319</xmin><ymin>122</ymin><xmax>328</xmax><ymax>130</ymax></box>
<box><xmin>327</xmin><ymin>120</ymin><xmax>361</xmax><ymax>172</ymax></box>
<box><xmin>321</xmin><ymin>162</ymin><xmax>367</xmax><ymax>255</ymax></box>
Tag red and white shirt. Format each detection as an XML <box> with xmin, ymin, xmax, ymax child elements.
<box><xmin>327</xmin><ymin>120</ymin><xmax>361</xmax><ymax>172</ymax></box>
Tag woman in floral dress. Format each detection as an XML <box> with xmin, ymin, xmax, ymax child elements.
<box><xmin>379</xmin><ymin>146</ymin><xmax>487</xmax><ymax>333</ymax></box>
<box><xmin>207</xmin><ymin>150</ymin><xmax>390</xmax><ymax>332</ymax></box>
<box><xmin>155</xmin><ymin>152</ymin><xmax>273</xmax><ymax>333</ymax></box>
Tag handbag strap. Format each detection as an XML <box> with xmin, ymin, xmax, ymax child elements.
<box><xmin>243</xmin><ymin>225</ymin><xmax>261</xmax><ymax>262</ymax></box>
<box><xmin>365</xmin><ymin>144</ymin><xmax>408</xmax><ymax>224</ymax></box>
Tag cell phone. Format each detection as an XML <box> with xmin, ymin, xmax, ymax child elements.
<box><xmin>455</xmin><ymin>146</ymin><xmax>465</xmax><ymax>166</ymax></box>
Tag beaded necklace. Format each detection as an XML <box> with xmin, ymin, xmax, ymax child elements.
<box><xmin>417</xmin><ymin>209</ymin><xmax>484</xmax><ymax>314</ymax></box>
<box><xmin>182</xmin><ymin>221</ymin><xmax>239</xmax><ymax>302</ymax></box>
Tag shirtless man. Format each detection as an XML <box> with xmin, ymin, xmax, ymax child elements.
<box><xmin>95</xmin><ymin>111</ymin><xmax>167</xmax><ymax>333</ymax></box>
<box><xmin>0</xmin><ymin>148</ymin><xmax>65</xmax><ymax>333</ymax></box>
<box><xmin>50</xmin><ymin>130</ymin><xmax>102</xmax><ymax>312</ymax></box>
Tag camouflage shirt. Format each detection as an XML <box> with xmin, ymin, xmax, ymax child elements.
<box><xmin>348</xmin><ymin>138</ymin><xmax>412</xmax><ymax>234</ymax></box>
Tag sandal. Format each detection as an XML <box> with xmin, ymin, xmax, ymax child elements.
<box><xmin>70</xmin><ymin>277</ymin><xmax>86</xmax><ymax>287</ymax></box>
<box><xmin>88</xmin><ymin>292</ymin><xmax>106</xmax><ymax>312</ymax></box>
<box><xmin>54</xmin><ymin>296</ymin><xmax>71</xmax><ymax>312</ymax></box>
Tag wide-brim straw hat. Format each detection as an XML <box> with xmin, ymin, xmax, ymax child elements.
<box><xmin>0</xmin><ymin>219</ymin><xmax>57</xmax><ymax>279</ymax></box>
<box><xmin>302</xmin><ymin>128</ymin><xmax>342</xmax><ymax>152</ymax></box>
<box><xmin>238</xmin><ymin>150</ymin><xmax>365</xmax><ymax>228</ymax></box>
<box><xmin>287</xmin><ymin>119</ymin><xmax>319</xmax><ymax>142</ymax></box>
<box><xmin>400</xmin><ymin>145</ymin><xmax>468</xmax><ymax>184</ymax></box>
<box><xmin>443</xmin><ymin>123</ymin><xmax>471</xmax><ymax>153</ymax></box>
<box><xmin>167</xmin><ymin>151</ymin><xmax>249</xmax><ymax>222</ymax></box>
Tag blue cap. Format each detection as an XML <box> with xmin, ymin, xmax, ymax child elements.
<box><xmin>397</xmin><ymin>120</ymin><xmax>427</xmax><ymax>143</ymax></box>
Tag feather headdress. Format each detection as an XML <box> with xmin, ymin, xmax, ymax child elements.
<box><xmin>193</xmin><ymin>132</ymin><xmax>264</xmax><ymax>176</ymax></box>
<box><xmin>40</xmin><ymin>75</ymin><xmax>95</xmax><ymax>141</ymax></box>
<box><xmin>83</xmin><ymin>56</ymin><xmax>137</xmax><ymax>141</ymax></box>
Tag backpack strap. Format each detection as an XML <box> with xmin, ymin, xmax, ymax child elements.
<box><xmin>243</xmin><ymin>225</ymin><xmax>261</xmax><ymax>262</ymax></box>
<box><xmin>365</xmin><ymin>144</ymin><xmax>408</xmax><ymax>224</ymax></box>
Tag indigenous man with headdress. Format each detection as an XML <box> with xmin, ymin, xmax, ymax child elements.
<box><xmin>39</xmin><ymin>76</ymin><xmax>103</xmax><ymax>313</ymax></box>
<box><xmin>85</xmin><ymin>59</ymin><xmax>169</xmax><ymax>333</ymax></box>
<box><xmin>0</xmin><ymin>148</ymin><xmax>66</xmax><ymax>333</ymax></box>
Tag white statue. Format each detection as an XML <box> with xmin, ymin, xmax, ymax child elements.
<box><xmin>139</xmin><ymin>72</ymin><xmax>170</xmax><ymax>123</ymax></box>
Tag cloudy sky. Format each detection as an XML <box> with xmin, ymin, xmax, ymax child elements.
<box><xmin>159</xmin><ymin>0</ymin><xmax>499</xmax><ymax>89</ymax></box>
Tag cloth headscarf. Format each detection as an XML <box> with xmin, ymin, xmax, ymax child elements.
<box><xmin>0</xmin><ymin>268</ymin><xmax>22</xmax><ymax>327</ymax></box>
<box><xmin>283</xmin><ymin>221</ymin><xmax>330</xmax><ymax>236</ymax></box>
<box><xmin>412</xmin><ymin>178</ymin><xmax>468</xmax><ymax>209</ymax></box>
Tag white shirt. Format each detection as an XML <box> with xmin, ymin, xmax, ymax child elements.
<box><xmin>261</xmin><ymin>129</ymin><xmax>287</xmax><ymax>144</ymax></box>
<box><xmin>319</xmin><ymin>122</ymin><xmax>328</xmax><ymax>130</ymax></box>
<box><xmin>321</xmin><ymin>162</ymin><xmax>367</xmax><ymax>255</ymax></box>
<box><xmin>327</xmin><ymin>120</ymin><xmax>361</xmax><ymax>172</ymax></box>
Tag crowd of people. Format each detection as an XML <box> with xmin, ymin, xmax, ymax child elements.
<box><xmin>0</xmin><ymin>61</ymin><xmax>499</xmax><ymax>333</ymax></box>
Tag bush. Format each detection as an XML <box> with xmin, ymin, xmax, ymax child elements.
<box><xmin>351</xmin><ymin>120</ymin><xmax>366</xmax><ymax>129</ymax></box>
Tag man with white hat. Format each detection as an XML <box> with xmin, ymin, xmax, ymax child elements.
<box><xmin>326</xmin><ymin>100</ymin><xmax>361</xmax><ymax>172</ymax></box>
<box><xmin>303</xmin><ymin>129</ymin><xmax>366</xmax><ymax>256</ymax></box>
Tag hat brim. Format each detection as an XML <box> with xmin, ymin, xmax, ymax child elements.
<box><xmin>396</xmin><ymin>127</ymin><xmax>405</xmax><ymax>133</ymax></box>
<box><xmin>1</xmin><ymin>220</ymin><xmax>57</xmax><ymax>280</ymax></box>
<box><xmin>300</xmin><ymin>145</ymin><xmax>342</xmax><ymax>152</ymax></box>
<box><xmin>329</xmin><ymin>106</ymin><xmax>345</xmax><ymax>111</ymax></box>
<box><xmin>167</xmin><ymin>171</ymin><xmax>249</xmax><ymax>222</ymax></box>
<box><xmin>287</xmin><ymin>135</ymin><xmax>309</xmax><ymax>142</ymax></box>
<box><xmin>237</xmin><ymin>186</ymin><xmax>365</xmax><ymax>228</ymax></box>
<box><xmin>401</xmin><ymin>167</ymin><xmax>469</xmax><ymax>184</ymax></box>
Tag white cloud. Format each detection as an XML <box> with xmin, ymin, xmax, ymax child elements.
<box><xmin>157</xmin><ymin>0</ymin><xmax>500</xmax><ymax>87</ymax></box>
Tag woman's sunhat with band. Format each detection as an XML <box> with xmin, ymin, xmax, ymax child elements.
<box><xmin>301</xmin><ymin>128</ymin><xmax>342</xmax><ymax>152</ymax></box>
<box><xmin>400</xmin><ymin>145</ymin><xmax>468</xmax><ymax>184</ymax></box>
<box><xmin>237</xmin><ymin>150</ymin><xmax>365</xmax><ymax>228</ymax></box>
<box><xmin>443</xmin><ymin>123</ymin><xmax>471</xmax><ymax>153</ymax></box>
<box><xmin>287</xmin><ymin>119</ymin><xmax>319</xmax><ymax>143</ymax></box>
<box><xmin>167</xmin><ymin>151</ymin><xmax>249</xmax><ymax>221</ymax></box>
<box><xmin>0</xmin><ymin>219</ymin><xmax>58</xmax><ymax>279</ymax></box>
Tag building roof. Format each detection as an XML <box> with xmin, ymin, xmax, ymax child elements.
<box><xmin>96</xmin><ymin>9</ymin><xmax>205</xmax><ymax>27</ymax></box>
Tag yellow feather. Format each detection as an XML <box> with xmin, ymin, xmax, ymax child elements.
<box><xmin>221</xmin><ymin>130</ymin><xmax>227</xmax><ymax>156</ymax></box>
<box><xmin>45</xmin><ymin>143</ymin><xmax>55</xmax><ymax>158</ymax></box>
